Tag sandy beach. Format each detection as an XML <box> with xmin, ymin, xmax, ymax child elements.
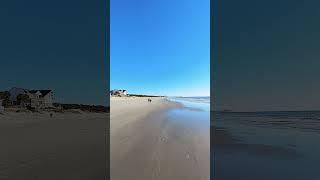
<box><xmin>111</xmin><ymin>97</ymin><xmax>210</xmax><ymax>180</ymax></box>
<box><xmin>0</xmin><ymin>111</ymin><xmax>108</xmax><ymax>180</ymax></box>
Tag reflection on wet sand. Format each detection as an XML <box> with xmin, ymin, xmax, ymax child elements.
<box><xmin>212</xmin><ymin>111</ymin><xmax>320</xmax><ymax>180</ymax></box>
<box><xmin>213</xmin><ymin>127</ymin><xmax>299</xmax><ymax>158</ymax></box>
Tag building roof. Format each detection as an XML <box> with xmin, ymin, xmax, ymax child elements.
<box><xmin>111</xmin><ymin>89</ymin><xmax>127</xmax><ymax>92</ymax></box>
<box><xmin>39</xmin><ymin>90</ymin><xmax>52</xmax><ymax>97</ymax></box>
<box><xmin>29</xmin><ymin>90</ymin><xmax>52</xmax><ymax>97</ymax></box>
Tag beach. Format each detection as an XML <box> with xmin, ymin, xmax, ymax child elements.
<box><xmin>213</xmin><ymin>111</ymin><xmax>320</xmax><ymax>180</ymax></box>
<box><xmin>111</xmin><ymin>96</ymin><xmax>210</xmax><ymax>180</ymax></box>
<box><xmin>0</xmin><ymin>111</ymin><xmax>108</xmax><ymax>180</ymax></box>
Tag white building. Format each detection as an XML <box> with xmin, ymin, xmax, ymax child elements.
<box><xmin>110</xmin><ymin>89</ymin><xmax>128</xmax><ymax>96</ymax></box>
<box><xmin>27</xmin><ymin>90</ymin><xmax>54</xmax><ymax>109</ymax></box>
<box><xmin>9</xmin><ymin>87</ymin><xmax>54</xmax><ymax>109</ymax></box>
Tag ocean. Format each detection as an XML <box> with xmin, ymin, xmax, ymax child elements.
<box><xmin>168</xmin><ymin>96</ymin><xmax>210</xmax><ymax>112</ymax></box>
<box><xmin>166</xmin><ymin>96</ymin><xmax>210</xmax><ymax>128</ymax></box>
<box><xmin>167</xmin><ymin>96</ymin><xmax>210</xmax><ymax>179</ymax></box>
<box><xmin>165</xmin><ymin>98</ymin><xmax>320</xmax><ymax>179</ymax></box>
<box><xmin>213</xmin><ymin>111</ymin><xmax>320</xmax><ymax>179</ymax></box>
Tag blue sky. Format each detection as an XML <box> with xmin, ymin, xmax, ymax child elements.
<box><xmin>111</xmin><ymin>0</ymin><xmax>210</xmax><ymax>97</ymax></box>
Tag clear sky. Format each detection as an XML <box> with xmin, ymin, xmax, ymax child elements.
<box><xmin>0</xmin><ymin>0</ymin><xmax>107</xmax><ymax>105</ymax></box>
<box><xmin>213</xmin><ymin>0</ymin><xmax>320</xmax><ymax>111</ymax></box>
<box><xmin>111</xmin><ymin>0</ymin><xmax>210</xmax><ymax>97</ymax></box>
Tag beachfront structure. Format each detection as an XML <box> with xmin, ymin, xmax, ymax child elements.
<box><xmin>110</xmin><ymin>89</ymin><xmax>128</xmax><ymax>96</ymax></box>
<box><xmin>9</xmin><ymin>87</ymin><xmax>54</xmax><ymax>109</ymax></box>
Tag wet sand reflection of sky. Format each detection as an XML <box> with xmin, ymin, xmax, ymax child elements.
<box><xmin>213</xmin><ymin>111</ymin><xmax>320</xmax><ymax>180</ymax></box>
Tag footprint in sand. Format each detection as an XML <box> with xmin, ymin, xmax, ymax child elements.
<box><xmin>185</xmin><ymin>152</ymin><xmax>198</xmax><ymax>163</ymax></box>
<box><xmin>159</xmin><ymin>136</ymin><xmax>167</xmax><ymax>142</ymax></box>
<box><xmin>186</xmin><ymin>153</ymin><xmax>190</xmax><ymax>159</ymax></box>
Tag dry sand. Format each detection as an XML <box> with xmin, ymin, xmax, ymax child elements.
<box><xmin>0</xmin><ymin>96</ymin><xmax>209</xmax><ymax>180</ymax></box>
<box><xmin>0</xmin><ymin>111</ymin><xmax>108</xmax><ymax>180</ymax></box>
<box><xmin>111</xmin><ymin>97</ymin><xmax>209</xmax><ymax>180</ymax></box>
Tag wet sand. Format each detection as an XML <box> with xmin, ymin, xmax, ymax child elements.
<box><xmin>111</xmin><ymin>97</ymin><xmax>210</xmax><ymax>180</ymax></box>
<box><xmin>0</xmin><ymin>112</ymin><xmax>108</xmax><ymax>180</ymax></box>
<box><xmin>211</xmin><ymin>111</ymin><xmax>317</xmax><ymax>180</ymax></box>
<box><xmin>212</xmin><ymin>125</ymin><xmax>301</xmax><ymax>180</ymax></box>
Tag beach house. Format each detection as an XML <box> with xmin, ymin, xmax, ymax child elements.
<box><xmin>27</xmin><ymin>90</ymin><xmax>54</xmax><ymax>109</ymax></box>
<box><xmin>9</xmin><ymin>87</ymin><xmax>54</xmax><ymax>109</ymax></box>
<box><xmin>110</xmin><ymin>89</ymin><xmax>128</xmax><ymax>96</ymax></box>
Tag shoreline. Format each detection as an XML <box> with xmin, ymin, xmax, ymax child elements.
<box><xmin>111</xmin><ymin>96</ymin><xmax>209</xmax><ymax>180</ymax></box>
<box><xmin>111</xmin><ymin>96</ymin><xmax>181</xmax><ymax>114</ymax></box>
<box><xmin>110</xmin><ymin>97</ymin><xmax>182</xmax><ymax>129</ymax></box>
<box><xmin>212</xmin><ymin>111</ymin><xmax>320</xmax><ymax>179</ymax></box>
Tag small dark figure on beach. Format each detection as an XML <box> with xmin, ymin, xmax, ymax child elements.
<box><xmin>50</xmin><ymin>113</ymin><xmax>53</xmax><ymax>118</ymax></box>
